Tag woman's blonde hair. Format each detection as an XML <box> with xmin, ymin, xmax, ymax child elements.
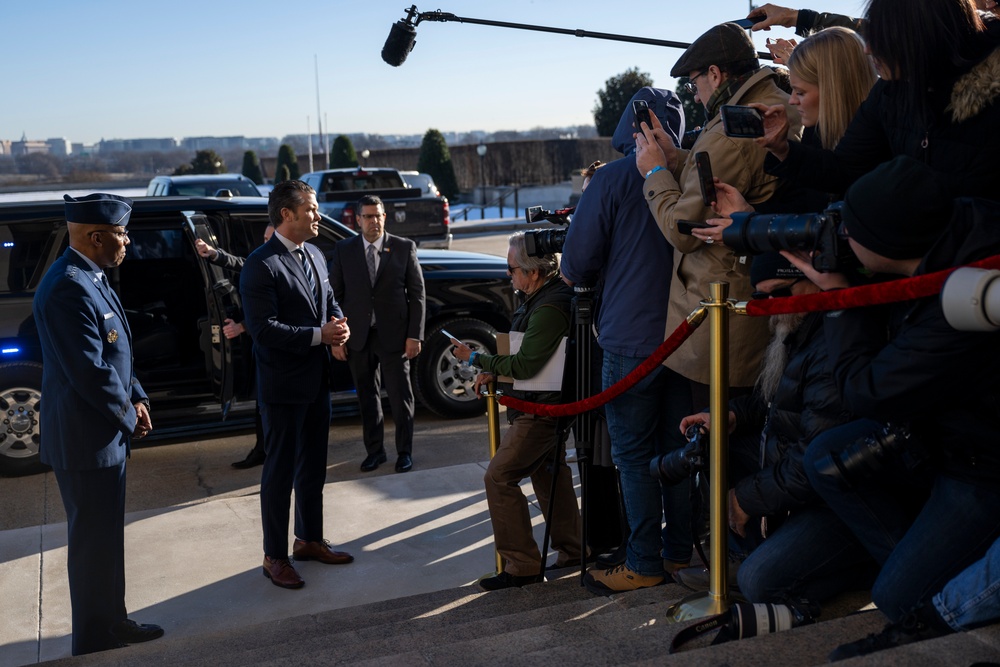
<box><xmin>787</xmin><ymin>27</ymin><xmax>878</xmax><ymax>150</ymax></box>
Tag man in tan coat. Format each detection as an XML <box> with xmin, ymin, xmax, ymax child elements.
<box><xmin>635</xmin><ymin>22</ymin><xmax>802</xmax><ymax>400</ymax></box>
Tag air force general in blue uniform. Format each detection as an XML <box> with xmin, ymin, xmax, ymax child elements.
<box><xmin>240</xmin><ymin>180</ymin><xmax>354</xmax><ymax>590</ymax></box>
<box><xmin>33</xmin><ymin>194</ymin><xmax>163</xmax><ymax>655</ymax></box>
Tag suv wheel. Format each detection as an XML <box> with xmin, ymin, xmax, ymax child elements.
<box><xmin>0</xmin><ymin>362</ymin><xmax>47</xmax><ymax>477</ymax></box>
<box><xmin>415</xmin><ymin>319</ymin><xmax>497</xmax><ymax>418</ymax></box>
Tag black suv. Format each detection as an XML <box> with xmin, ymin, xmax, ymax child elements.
<box><xmin>0</xmin><ymin>196</ymin><xmax>513</xmax><ymax>476</ymax></box>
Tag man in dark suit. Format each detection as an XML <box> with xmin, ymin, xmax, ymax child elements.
<box><xmin>240</xmin><ymin>180</ymin><xmax>354</xmax><ymax>589</ymax></box>
<box><xmin>33</xmin><ymin>193</ymin><xmax>163</xmax><ymax>655</ymax></box>
<box><xmin>329</xmin><ymin>194</ymin><xmax>426</xmax><ymax>473</ymax></box>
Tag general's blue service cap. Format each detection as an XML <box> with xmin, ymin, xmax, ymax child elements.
<box><xmin>63</xmin><ymin>193</ymin><xmax>133</xmax><ymax>226</ymax></box>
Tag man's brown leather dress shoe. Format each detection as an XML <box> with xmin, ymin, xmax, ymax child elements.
<box><xmin>263</xmin><ymin>556</ymin><xmax>304</xmax><ymax>589</ymax></box>
<box><xmin>292</xmin><ymin>538</ymin><xmax>355</xmax><ymax>565</ymax></box>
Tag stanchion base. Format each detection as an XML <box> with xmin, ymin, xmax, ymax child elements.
<box><xmin>666</xmin><ymin>591</ymin><xmax>732</xmax><ymax>622</ymax></box>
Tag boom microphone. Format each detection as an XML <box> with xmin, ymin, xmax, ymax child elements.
<box><xmin>382</xmin><ymin>17</ymin><xmax>418</xmax><ymax>66</ymax></box>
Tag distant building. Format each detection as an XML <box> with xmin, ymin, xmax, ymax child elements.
<box><xmin>98</xmin><ymin>137</ymin><xmax>179</xmax><ymax>153</ymax></box>
<box><xmin>0</xmin><ymin>140</ymin><xmax>10</xmax><ymax>156</ymax></box>
<box><xmin>11</xmin><ymin>133</ymin><xmax>49</xmax><ymax>156</ymax></box>
<box><xmin>47</xmin><ymin>138</ymin><xmax>71</xmax><ymax>156</ymax></box>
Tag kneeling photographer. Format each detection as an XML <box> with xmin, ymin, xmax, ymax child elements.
<box><xmin>451</xmin><ymin>232</ymin><xmax>584</xmax><ymax>591</ymax></box>
<box><xmin>664</xmin><ymin>253</ymin><xmax>875</xmax><ymax>607</ymax></box>
<box><xmin>778</xmin><ymin>157</ymin><xmax>1000</xmax><ymax>637</ymax></box>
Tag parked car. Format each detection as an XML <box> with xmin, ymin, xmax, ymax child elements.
<box><xmin>146</xmin><ymin>174</ymin><xmax>263</xmax><ymax>197</ymax></box>
<box><xmin>301</xmin><ymin>167</ymin><xmax>451</xmax><ymax>249</ymax></box>
<box><xmin>0</xmin><ymin>196</ymin><xmax>513</xmax><ymax>476</ymax></box>
<box><xmin>399</xmin><ymin>171</ymin><xmax>441</xmax><ymax>198</ymax></box>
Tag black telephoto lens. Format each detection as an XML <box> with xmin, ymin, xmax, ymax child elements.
<box><xmin>815</xmin><ymin>423</ymin><xmax>913</xmax><ymax>486</ymax></box>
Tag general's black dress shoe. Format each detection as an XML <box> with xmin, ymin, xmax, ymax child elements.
<box><xmin>232</xmin><ymin>446</ymin><xmax>265</xmax><ymax>469</ymax></box>
<box><xmin>361</xmin><ymin>451</ymin><xmax>387</xmax><ymax>472</ymax></box>
<box><xmin>395</xmin><ymin>453</ymin><xmax>413</xmax><ymax>473</ymax></box>
<box><xmin>111</xmin><ymin>619</ymin><xmax>164</xmax><ymax>644</ymax></box>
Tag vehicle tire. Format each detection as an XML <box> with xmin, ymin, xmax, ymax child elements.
<box><xmin>0</xmin><ymin>361</ymin><xmax>48</xmax><ymax>477</ymax></box>
<box><xmin>415</xmin><ymin>318</ymin><xmax>497</xmax><ymax>418</ymax></box>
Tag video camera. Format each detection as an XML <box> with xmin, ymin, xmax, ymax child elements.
<box><xmin>721</xmin><ymin>201</ymin><xmax>853</xmax><ymax>273</ymax></box>
<box><xmin>523</xmin><ymin>205</ymin><xmax>574</xmax><ymax>257</ymax></box>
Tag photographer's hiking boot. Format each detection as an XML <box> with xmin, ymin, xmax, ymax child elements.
<box><xmin>583</xmin><ymin>564</ymin><xmax>664</xmax><ymax>596</ymax></box>
<box><xmin>828</xmin><ymin>609</ymin><xmax>952</xmax><ymax>661</ymax></box>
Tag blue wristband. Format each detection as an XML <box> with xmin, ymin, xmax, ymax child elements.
<box><xmin>644</xmin><ymin>165</ymin><xmax>665</xmax><ymax>179</ymax></box>
<box><xmin>469</xmin><ymin>351</ymin><xmax>478</xmax><ymax>367</ymax></box>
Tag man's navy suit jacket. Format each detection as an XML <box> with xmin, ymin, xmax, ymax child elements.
<box><xmin>329</xmin><ymin>233</ymin><xmax>425</xmax><ymax>353</ymax></box>
<box><xmin>240</xmin><ymin>235</ymin><xmax>343</xmax><ymax>404</ymax></box>
<box><xmin>34</xmin><ymin>249</ymin><xmax>146</xmax><ymax>470</ymax></box>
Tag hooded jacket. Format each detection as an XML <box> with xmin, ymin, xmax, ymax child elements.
<box><xmin>561</xmin><ymin>87</ymin><xmax>684</xmax><ymax>358</ymax></box>
<box><xmin>768</xmin><ymin>40</ymin><xmax>1000</xmax><ymax>200</ymax></box>
<box><xmin>643</xmin><ymin>67</ymin><xmax>803</xmax><ymax>386</ymax></box>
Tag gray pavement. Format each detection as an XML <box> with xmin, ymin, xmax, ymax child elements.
<box><xmin>0</xmin><ymin>450</ymin><xmax>577</xmax><ymax>666</ymax></box>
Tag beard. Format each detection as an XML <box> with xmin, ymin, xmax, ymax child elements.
<box><xmin>755</xmin><ymin>312</ymin><xmax>806</xmax><ymax>403</ymax></box>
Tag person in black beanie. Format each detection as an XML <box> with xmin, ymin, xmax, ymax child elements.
<box><xmin>780</xmin><ymin>156</ymin><xmax>1000</xmax><ymax>659</ymax></box>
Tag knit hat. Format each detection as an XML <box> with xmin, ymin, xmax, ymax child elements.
<box><xmin>750</xmin><ymin>252</ymin><xmax>805</xmax><ymax>289</ymax></box>
<box><xmin>842</xmin><ymin>156</ymin><xmax>952</xmax><ymax>260</ymax></box>
<box><xmin>671</xmin><ymin>22</ymin><xmax>758</xmax><ymax>78</ymax></box>
<box><xmin>63</xmin><ymin>193</ymin><xmax>133</xmax><ymax>226</ymax></box>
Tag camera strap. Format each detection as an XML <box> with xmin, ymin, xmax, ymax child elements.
<box><xmin>669</xmin><ymin>611</ymin><xmax>730</xmax><ymax>653</ymax></box>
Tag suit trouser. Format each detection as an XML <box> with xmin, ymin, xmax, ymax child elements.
<box><xmin>53</xmin><ymin>462</ymin><xmax>128</xmax><ymax>656</ymax></box>
<box><xmin>346</xmin><ymin>329</ymin><xmax>414</xmax><ymax>456</ymax></box>
<box><xmin>259</xmin><ymin>392</ymin><xmax>330</xmax><ymax>558</ymax></box>
<box><xmin>485</xmin><ymin>412</ymin><xmax>584</xmax><ymax>577</ymax></box>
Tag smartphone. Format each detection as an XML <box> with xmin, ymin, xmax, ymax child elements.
<box><xmin>440</xmin><ymin>329</ymin><xmax>458</xmax><ymax>340</ymax></box>
<box><xmin>677</xmin><ymin>220</ymin><xmax>712</xmax><ymax>236</ymax></box>
<box><xmin>730</xmin><ymin>15</ymin><xmax>766</xmax><ymax>29</ymax></box>
<box><xmin>632</xmin><ymin>100</ymin><xmax>651</xmax><ymax>133</ymax></box>
<box><xmin>720</xmin><ymin>105</ymin><xmax>765</xmax><ymax>138</ymax></box>
<box><xmin>695</xmin><ymin>152</ymin><xmax>716</xmax><ymax>207</ymax></box>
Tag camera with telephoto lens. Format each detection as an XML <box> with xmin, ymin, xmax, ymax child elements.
<box><xmin>650</xmin><ymin>424</ymin><xmax>707</xmax><ymax>485</ymax></box>
<box><xmin>670</xmin><ymin>600</ymin><xmax>818</xmax><ymax>652</ymax></box>
<box><xmin>941</xmin><ymin>267</ymin><xmax>1000</xmax><ymax>332</ymax></box>
<box><xmin>814</xmin><ymin>422</ymin><xmax>917</xmax><ymax>487</ymax></box>
<box><xmin>523</xmin><ymin>205</ymin><xmax>573</xmax><ymax>257</ymax></box>
<box><xmin>721</xmin><ymin>201</ymin><xmax>853</xmax><ymax>273</ymax></box>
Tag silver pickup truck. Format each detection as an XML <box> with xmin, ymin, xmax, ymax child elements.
<box><xmin>301</xmin><ymin>167</ymin><xmax>452</xmax><ymax>248</ymax></box>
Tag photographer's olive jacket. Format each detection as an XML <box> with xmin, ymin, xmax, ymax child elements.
<box><xmin>644</xmin><ymin>66</ymin><xmax>803</xmax><ymax>386</ymax></box>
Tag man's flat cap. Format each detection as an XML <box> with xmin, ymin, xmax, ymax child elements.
<box><xmin>671</xmin><ymin>22</ymin><xmax>757</xmax><ymax>78</ymax></box>
<box><xmin>64</xmin><ymin>193</ymin><xmax>133</xmax><ymax>226</ymax></box>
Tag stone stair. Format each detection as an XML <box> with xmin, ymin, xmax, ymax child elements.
<box><xmin>37</xmin><ymin>571</ymin><xmax>1000</xmax><ymax>666</ymax></box>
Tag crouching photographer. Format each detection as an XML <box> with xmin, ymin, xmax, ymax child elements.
<box><xmin>450</xmin><ymin>231</ymin><xmax>584</xmax><ymax>591</ymax></box>
<box><xmin>779</xmin><ymin>157</ymin><xmax>1000</xmax><ymax>656</ymax></box>
<box><xmin>659</xmin><ymin>253</ymin><xmax>876</xmax><ymax>607</ymax></box>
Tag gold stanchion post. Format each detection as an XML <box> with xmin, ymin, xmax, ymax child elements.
<box><xmin>484</xmin><ymin>379</ymin><xmax>504</xmax><ymax>576</ymax></box>
<box><xmin>668</xmin><ymin>281</ymin><xmax>736</xmax><ymax>621</ymax></box>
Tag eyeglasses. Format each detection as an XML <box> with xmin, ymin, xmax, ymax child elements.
<box><xmin>751</xmin><ymin>278</ymin><xmax>802</xmax><ymax>300</ymax></box>
<box><xmin>506</xmin><ymin>264</ymin><xmax>520</xmax><ymax>274</ymax></box>
<box><xmin>683</xmin><ymin>71</ymin><xmax>706</xmax><ymax>95</ymax></box>
<box><xmin>360</xmin><ymin>214</ymin><xmax>384</xmax><ymax>221</ymax></box>
<box><xmin>94</xmin><ymin>229</ymin><xmax>129</xmax><ymax>240</ymax></box>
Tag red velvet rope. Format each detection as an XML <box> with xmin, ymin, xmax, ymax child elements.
<box><xmin>498</xmin><ymin>319</ymin><xmax>697</xmax><ymax>417</ymax></box>
<box><xmin>498</xmin><ymin>255</ymin><xmax>1000</xmax><ymax>417</ymax></box>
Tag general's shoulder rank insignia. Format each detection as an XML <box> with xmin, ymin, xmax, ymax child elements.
<box><xmin>107</xmin><ymin>329</ymin><xmax>119</xmax><ymax>344</ymax></box>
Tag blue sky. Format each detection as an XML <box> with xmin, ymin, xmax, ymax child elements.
<box><xmin>3</xmin><ymin>1</ymin><xmax>865</xmax><ymax>145</ymax></box>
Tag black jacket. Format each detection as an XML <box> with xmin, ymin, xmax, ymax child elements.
<box><xmin>823</xmin><ymin>198</ymin><xmax>1000</xmax><ymax>484</ymax></box>
<box><xmin>732</xmin><ymin>312</ymin><xmax>855</xmax><ymax>517</ymax></box>
<box><xmin>767</xmin><ymin>41</ymin><xmax>1000</xmax><ymax>200</ymax></box>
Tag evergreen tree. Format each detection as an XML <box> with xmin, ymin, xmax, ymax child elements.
<box><xmin>174</xmin><ymin>149</ymin><xmax>226</xmax><ymax>175</ymax></box>
<box><xmin>592</xmin><ymin>67</ymin><xmax>654</xmax><ymax>137</ymax></box>
<box><xmin>241</xmin><ymin>150</ymin><xmax>264</xmax><ymax>185</ymax></box>
<box><xmin>275</xmin><ymin>144</ymin><xmax>300</xmax><ymax>182</ymax></box>
<box><xmin>275</xmin><ymin>164</ymin><xmax>291</xmax><ymax>185</ymax></box>
<box><xmin>330</xmin><ymin>135</ymin><xmax>358</xmax><ymax>168</ymax></box>
<box><xmin>416</xmin><ymin>129</ymin><xmax>459</xmax><ymax>200</ymax></box>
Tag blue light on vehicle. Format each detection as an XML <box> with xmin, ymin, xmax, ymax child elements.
<box><xmin>1</xmin><ymin>347</ymin><xmax>20</xmax><ymax>354</ymax></box>
<box><xmin>2</xmin><ymin>242</ymin><xmax>12</xmax><ymax>248</ymax></box>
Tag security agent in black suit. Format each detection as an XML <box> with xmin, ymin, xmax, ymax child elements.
<box><xmin>329</xmin><ymin>194</ymin><xmax>426</xmax><ymax>473</ymax></box>
<box><xmin>33</xmin><ymin>194</ymin><xmax>163</xmax><ymax>655</ymax></box>
<box><xmin>240</xmin><ymin>180</ymin><xmax>354</xmax><ymax>590</ymax></box>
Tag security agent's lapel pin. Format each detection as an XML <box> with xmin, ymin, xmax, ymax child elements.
<box><xmin>107</xmin><ymin>329</ymin><xmax>119</xmax><ymax>344</ymax></box>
